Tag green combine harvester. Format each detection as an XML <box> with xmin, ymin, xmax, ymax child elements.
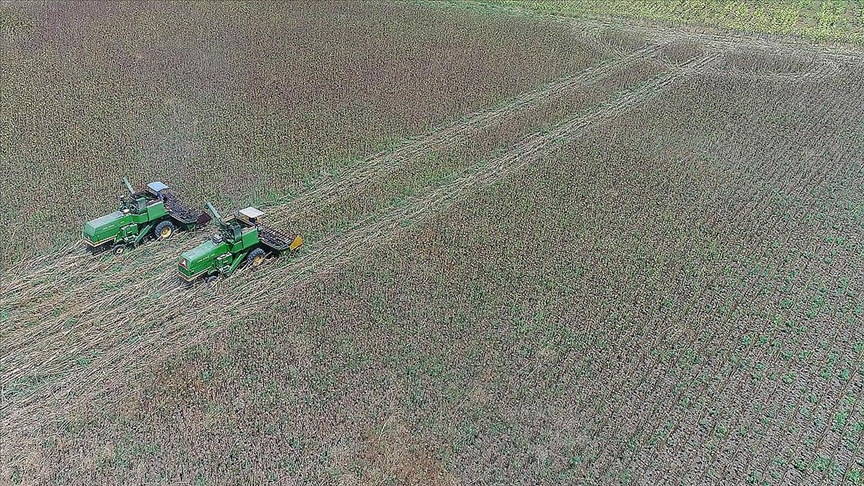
<box><xmin>177</xmin><ymin>203</ymin><xmax>303</xmax><ymax>284</ymax></box>
<box><xmin>82</xmin><ymin>177</ymin><xmax>211</xmax><ymax>255</ymax></box>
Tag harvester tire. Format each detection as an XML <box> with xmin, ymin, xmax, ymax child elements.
<box><xmin>205</xmin><ymin>275</ymin><xmax>219</xmax><ymax>287</ymax></box>
<box><xmin>247</xmin><ymin>248</ymin><xmax>266</xmax><ymax>268</ymax></box>
<box><xmin>112</xmin><ymin>244</ymin><xmax>126</xmax><ymax>255</ymax></box>
<box><xmin>155</xmin><ymin>220</ymin><xmax>175</xmax><ymax>240</ymax></box>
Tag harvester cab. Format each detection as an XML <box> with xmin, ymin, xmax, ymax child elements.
<box><xmin>119</xmin><ymin>177</ymin><xmax>167</xmax><ymax>215</ymax></box>
<box><xmin>237</xmin><ymin>206</ymin><xmax>265</xmax><ymax>225</ymax></box>
<box><xmin>206</xmin><ymin>204</ymin><xmax>266</xmax><ymax>243</ymax></box>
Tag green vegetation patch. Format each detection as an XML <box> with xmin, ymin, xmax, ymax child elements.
<box><xmin>469</xmin><ymin>0</ymin><xmax>864</xmax><ymax>45</ymax></box>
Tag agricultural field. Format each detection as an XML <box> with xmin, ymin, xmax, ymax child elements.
<box><xmin>2</xmin><ymin>1</ymin><xmax>864</xmax><ymax>485</ymax></box>
<box><xmin>478</xmin><ymin>0</ymin><xmax>864</xmax><ymax>44</ymax></box>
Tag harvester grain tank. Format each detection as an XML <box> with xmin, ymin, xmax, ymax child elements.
<box><xmin>82</xmin><ymin>177</ymin><xmax>211</xmax><ymax>254</ymax></box>
<box><xmin>177</xmin><ymin>203</ymin><xmax>303</xmax><ymax>284</ymax></box>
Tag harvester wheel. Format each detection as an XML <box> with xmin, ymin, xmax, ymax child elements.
<box><xmin>247</xmin><ymin>248</ymin><xmax>266</xmax><ymax>268</ymax></box>
<box><xmin>112</xmin><ymin>244</ymin><xmax>126</xmax><ymax>255</ymax></box>
<box><xmin>155</xmin><ymin>220</ymin><xmax>175</xmax><ymax>240</ymax></box>
<box><xmin>205</xmin><ymin>275</ymin><xmax>219</xmax><ymax>287</ymax></box>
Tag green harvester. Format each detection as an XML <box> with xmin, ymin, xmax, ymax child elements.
<box><xmin>177</xmin><ymin>203</ymin><xmax>303</xmax><ymax>284</ymax></box>
<box><xmin>82</xmin><ymin>177</ymin><xmax>211</xmax><ymax>255</ymax></box>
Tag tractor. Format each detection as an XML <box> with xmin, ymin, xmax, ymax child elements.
<box><xmin>177</xmin><ymin>203</ymin><xmax>303</xmax><ymax>284</ymax></box>
<box><xmin>82</xmin><ymin>177</ymin><xmax>211</xmax><ymax>255</ymax></box>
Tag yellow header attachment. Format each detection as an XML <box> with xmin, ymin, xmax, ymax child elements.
<box><xmin>289</xmin><ymin>235</ymin><xmax>304</xmax><ymax>251</ymax></box>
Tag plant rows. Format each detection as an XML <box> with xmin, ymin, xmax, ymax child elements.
<box><xmin>2</xmin><ymin>5</ymin><xmax>863</xmax><ymax>483</ymax></box>
<box><xmin>2</xmin><ymin>32</ymin><xmax>711</xmax><ymax>478</ymax></box>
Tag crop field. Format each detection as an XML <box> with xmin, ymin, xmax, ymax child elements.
<box><xmin>480</xmin><ymin>0</ymin><xmax>864</xmax><ymax>44</ymax></box>
<box><xmin>0</xmin><ymin>0</ymin><xmax>607</xmax><ymax>267</ymax></box>
<box><xmin>2</xmin><ymin>1</ymin><xmax>864</xmax><ymax>485</ymax></box>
